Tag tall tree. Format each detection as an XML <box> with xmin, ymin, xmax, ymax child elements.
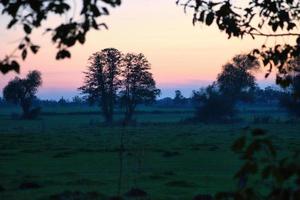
<box><xmin>173</xmin><ymin>90</ymin><xmax>186</xmax><ymax>106</ymax></box>
<box><xmin>193</xmin><ymin>54</ymin><xmax>258</xmax><ymax>122</ymax></box>
<box><xmin>79</xmin><ymin>48</ymin><xmax>122</xmax><ymax>124</ymax></box>
<box><xmin>3</xmin><ymin>70</ymin><xmax>42</xmax><ymax>119</ymax></box>
<box><xmin>217</xmin><ymin>54</ymin><xmax>258</xmax><ymax>102</ymax></box>
<box><xmin>120</xmin><ymin>53</ymin><xmax>160</xmax><ymax>123</ymax></box>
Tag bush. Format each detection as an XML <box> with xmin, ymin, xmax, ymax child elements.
<box><xmin>280</xmin><ymin>94</ymin><xmax>300</xmax><ymax>117</ymax></box>
<box><xmin>23</xmin><ymin>106</ymin><xmax>42</xmax><ymax>119</ymax></box>
<box><xmin>192</xmin><ymin>85</ymin><xmax>236</xmax><ymax>123</ymax></box>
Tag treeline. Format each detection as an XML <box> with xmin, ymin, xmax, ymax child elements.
<box><xmin>2</xmin><ymin>51</ymin><xmax>300</xmax><ymax>122</ymax></box>
<box><xmin>0</xmin><ymin>96</ymin><xmax>88</xmax><ymax>107</ymax></box>
<box><xmin>0</xmin><ymin>86</ymin><xmax>286</xmax><ymax>108</ymax></box>
<box><xmin>156</xmin><ymin>86</ymin><xmax>286</xmax><ymax>108</ymax></box>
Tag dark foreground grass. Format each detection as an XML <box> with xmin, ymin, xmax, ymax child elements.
<box><xmin>0</xmin><ymin>108</ymin><xmax>299</xmax><ymax>200</ymax></box>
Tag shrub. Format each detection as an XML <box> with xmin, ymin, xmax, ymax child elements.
<box><xmin>192</xmin><ymin>85</ymin><xmax>236</xmax><ymax>123</ymax></box>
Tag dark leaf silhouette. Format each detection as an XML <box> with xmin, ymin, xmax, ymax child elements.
<box><xmin>0</xmin><ymin>0</ymin><xmax>122</xmax><ymax>74</ymax></box>
<box><xmin>178</xmin><ymin>0</ymin><xmax>300</xmax><ymax>87</ymax></box>
<box><xmin>216</xmin><ymin>129</ymin><xmax>300</xmax><ymax>200</ymax></box>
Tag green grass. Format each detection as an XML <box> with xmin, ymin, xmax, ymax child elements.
<box><xmin>0</xmin><ymin>105</ymin><xmax>299</xmax><ymax>200</ymax></box>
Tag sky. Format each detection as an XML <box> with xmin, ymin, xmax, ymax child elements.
<box><xmin>0</xmin><ymin>0</ymin><xmax>279</xmax><ymax>100</ymax></box>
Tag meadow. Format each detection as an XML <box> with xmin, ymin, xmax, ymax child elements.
<box><xmin>0</xmin><ymin>105</ymin><xmax>299</xmax><ymax>200</ymax></box>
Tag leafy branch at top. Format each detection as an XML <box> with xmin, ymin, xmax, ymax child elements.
<box><xmin>177</xmin><ymin>0</ymin><xmax>300</xmax><ymax>87</ymax></box>
<box><xmin>0</xmin><ymin>0</ymin><xmax>122</xmax><ymax>74</ymax></box>
<box><xmin>216</xmin><ymin>128</ymin><xmax>300</xmax><ymax>200</ymax></box>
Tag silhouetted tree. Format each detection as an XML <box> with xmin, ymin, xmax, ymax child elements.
<box><xmin>3</xmin><ymin>70</ymin><xmax>42</xmax><ymax>119</ymax></box>
<box><xmin>72</xmin><ymin>96</ymin><xmax>84</xmax><ymax>105</ymax></box>
<box><xmin>253</xmin><ymin>86</ymin><xmax>285</xmax><ymax>106</ymax></box>
<box><xmin>155</xmin><ymin>97</ymin><xmax>174</xmax><ymax>108</ymax></box>
<box><xmin>79</xmin><ymin>48</ymin><xmax>122</xmax><ymax>124</ymax></box>
<box><xmin>193</xmin><ymin>54</ymin><xmax>258</xmax><ymax>122</ymax></box>
<box><xmin>173</xmin><ymin>90</ymin><xmax>186</xmax><ymax>106</ymax></box>
<box><xmin>58</xmin><ymin>97</ymin><xmax>68</xmax><ymax>106</ymax></box>
<box><xmin>217</xmin><ymin>55</ymin><xmax>258</xmax><ymax>103</ymax></box>
<box><xmin>178</xmin><ymin>0</ymin><xmax>300</xmax><ymax>87</ymax></box>
<box><xmin>120</xmin><ymin>53</ymin><xmax>160</xmax><ymax>123</ymax></box>
<box><xmin>280</xmin><ymin>75</ymin><xmax>300</xmax><ymax>117</ymax></box>
<box><xmin>0</xmin><ymin>0</ymin><xmax>121</xmax><ymax>74</ymax></box>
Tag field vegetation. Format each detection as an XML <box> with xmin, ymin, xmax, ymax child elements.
<box><xmin>0</xmin><ymin>104</ymin><xmax>299</xmax><ymax>200</ymax></box>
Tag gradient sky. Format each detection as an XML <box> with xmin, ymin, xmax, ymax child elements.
<box><xmin>0</xmin><ymin>0</ymin><xmax>279</xmax><ymax>99</ymax></box>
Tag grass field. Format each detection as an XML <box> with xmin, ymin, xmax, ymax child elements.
<box><xmin>0</xmin><ymin>105</ymin><xmax>299</xmax><ymax>200</ymax></box>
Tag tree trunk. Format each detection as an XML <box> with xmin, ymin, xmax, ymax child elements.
<box><xmin>117</xmin><ymin>127</ymin><xmax>125</xmax><ymax>196</ymax></box>
<box><xmin>20</xmin><ymin>99</ymin><xmax>31</xmax><ymax>119</ymax></box>
<box><xmin>101</xmin><ymin>95</ymin><xmax>113</xmax><ymax>125</ymax></box>
<box><xmin>124</xmin><ymin>102</ymin><xmax>135</xmax><ymax>125</ymax></box>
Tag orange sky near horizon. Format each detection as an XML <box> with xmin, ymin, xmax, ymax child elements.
<box><xmin>0</xmin><ymin>0</ymin><xmax>279</xmax><ymax>99</ymax></box>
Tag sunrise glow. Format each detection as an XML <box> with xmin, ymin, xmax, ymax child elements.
<box><xmin>0</xmin><ymin>0</ymin><xmax>272</xmax><ymax>99</ymax></box>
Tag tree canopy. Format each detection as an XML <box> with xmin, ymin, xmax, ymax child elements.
<box><xmin>192</xmin><ymin>54</ymin><xmax>258</xmax><ymax>122</ymax></box>
<box><xmin>217</xmin><ymin>55</ymin><xmax>258</xmax><ymax>102</ymax></box>
<box><xmin>0</xmin><ymin>0</ymin><xmax>121</xmax><ymax>74</ymax></box>
<box><xmin>3</xmin><ymin>70</ymin><xmax>42</xmax><ymax>119</ymax></box>
<box><xmin>120</xmin><ymin>53</ymin><xmax>160</xmax><ymax>123</ymax></box>
<box><xmin>80</xmin><ymin>48</ymin><xmax>122</xmax><ymax>124</ymax></box>
<box><xmin>80</xmin><ymin>49</ymin><xmax>160</xmax><ymax>124</ymax></box>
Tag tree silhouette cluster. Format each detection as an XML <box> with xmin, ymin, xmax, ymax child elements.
<box><xmin>177</xmin><ymin>0</ymin><xmax>300</xmax><ymax>87</ymax></box>
<box><xmin>192</xmin><ymin>54</ymin><xmax>258</xmax><ymax>122</ymax></box>
<box><xmin>173</xmin><ymin>90</ymin><xmax>188</xmax><ymax>106</ymax></box>
<box><xmin>0</xmin><ymin>0</ymin><xmax>121</xmax><ymax>74</ymax></box>
<box><xmin>3</xmin><ymin>70</ymin><xmax>42</xmax><ymax>119</ymax></box>
<box><xmin>79</xmin><ymin>48</ymin><xmax>160</xmax><ymax>124</ymax></box>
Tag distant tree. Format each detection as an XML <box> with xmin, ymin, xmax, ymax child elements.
<box><xmin>58</xmin><ymin>97</ymin><xmax>68</xmax><ymax>106</ymax></box>
<box><xmin>280</xmin><ymin>75</ymin><xmax>300</xmax><ymax>117</ymax></box>
<box><xmin>178</xmin><ymin>0</ymin><xmax>300</xmax><ymax>87</ymax></box>
<box><xmin>217</xmin><ymin>55</ymin><xmax>258</xmax><ymax>103</ymax></box>
<box><xmin>79</xmin><ymin>48</ymin><xmax>122</xmax><ymax>124</ymax></box>
<box><xmin>253</xmin><ymin>86</ymin><xmax>285</xmax><ymax>105</ymax></box>
<box><xmin>192</xmin><ymin>84</ymin><xmax>235</xmax><ymax>122</ymax></box>
<box><xmin>3</xmin><ymin>70</ymin><xmax>42</xmax><ymax>119</ymax></box>
<box><xmin>173</xmin><ymin>90</ymin><xmax>186</xmax><ymax>106</ymax></box>
<box><xmin>192</xmin><ymin>54</ymin><xmax>258</xmax><ymax>122</ymax></box>
<box><xmin>120</xmin><ymin>53</ymin><xmax>160</xmax><ymax>123</ymax></box>
<box><xmin>155</xmin><ymin>97</ymin><xmax>174</xmax><ymax>108</ymax></box>
<box><xmin>72</xmin><ymin>95</ymin><xmax>84</xmax><ymax>105</ymax></box>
